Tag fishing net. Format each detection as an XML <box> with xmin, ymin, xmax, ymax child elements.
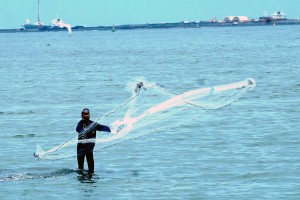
<box><xmin>34</xmin><ymin>78</ymin><xmax>255</xmax><ymax>160</ymax></box>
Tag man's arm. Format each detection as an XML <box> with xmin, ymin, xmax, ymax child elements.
<box><xmin>96</xmin><ymin>124</ymin><xmax>111</xmax><ymax>132</ymax></box>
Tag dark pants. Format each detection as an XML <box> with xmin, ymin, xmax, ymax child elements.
<box><xmin>77</xmin><ymin>143</ymin><xmax>95</xmax><ymax>174</ymax></box>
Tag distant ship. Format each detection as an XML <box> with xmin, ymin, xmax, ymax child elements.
<box><xmin>21</xmin><ymin>18</ymin><xmax>70</xmax><ymax>32</ymax></box>
<box><xmin>21</xmin><ymin>0</ymin><xmax>71</xmax><ymax>33</ymax></box>
<box><xmin>259</xmin><ymin>11</ymin><xmax>287</xmax><ymax>22</ymax></box>
<box><xmin>20</xmin><ymin>0</ymin><xmax>47</xmax><ymax>31</ymax></box>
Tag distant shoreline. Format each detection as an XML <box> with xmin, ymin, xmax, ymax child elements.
<box><xmin>1</xmin><ymin>19</ymin><xmax>300</xmax><ymax>33</ymax></box>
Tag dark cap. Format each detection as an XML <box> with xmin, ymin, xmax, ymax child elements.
<box><xmin>81</xmin><ymin>108</ymin><xmax>90</xmax><ymax>114</ymax></box>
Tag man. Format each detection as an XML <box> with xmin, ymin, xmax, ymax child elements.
<box><xmin>76</xmin><ymin>108</ymin><xmax>111</xmax><ymax>176</ymax></box>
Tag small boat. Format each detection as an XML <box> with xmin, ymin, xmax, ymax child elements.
<box><xmin>21</xmin><ymin>19</ymin><xmax>50</xmax><ymax>31</ymax></box>
<box><xmin>111</xmin><ymin>24</ymin><xmax>116</xmax><ymax>32</ymax></box>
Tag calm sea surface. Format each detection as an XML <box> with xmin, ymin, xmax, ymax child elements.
<box><xmin>0</xmin><ymin>25</ymin><xmax>299</xmax><ymax>199</ymax></box>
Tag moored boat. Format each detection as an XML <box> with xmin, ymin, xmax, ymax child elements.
<box><xmin>21</xmin><ymin>0</ymin><xmax>71</xmax><ymax>33</ymax></box>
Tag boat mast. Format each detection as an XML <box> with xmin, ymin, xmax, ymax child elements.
<box><xmin>38</xmin><ymin>0</ymin><xmax>40</xmax><ymax>24</ymax></box>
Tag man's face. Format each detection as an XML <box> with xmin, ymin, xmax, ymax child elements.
<box><xmin>82</xmin><ymin>112</ymin><xmax>90</xmax><ymax>120</ymax></box>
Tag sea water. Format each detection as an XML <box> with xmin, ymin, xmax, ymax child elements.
<box><xmin>0</xmin><ymin>25</ymin><xmax>299</xmax><ymax>199</ymax></box>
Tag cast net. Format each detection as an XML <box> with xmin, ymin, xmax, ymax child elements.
<box><xmin>34</xmin><ymin>78</ymin><xmax>256</xmax><ymax>160</ymax></box>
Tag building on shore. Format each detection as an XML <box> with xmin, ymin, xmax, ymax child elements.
<box><xmin>222</xmin><ymin>16</ymin><xmax>235</xmax><ymax>22</ymax></box>
<box><xmin>223</xmin><ymin>16</ymin><xmax>249</xmax><ymax>22</ymax></box>
<box><xmin>233</xmin><ymin>16</ymin><xmax>250</xmax><ymax>22</ymax></box>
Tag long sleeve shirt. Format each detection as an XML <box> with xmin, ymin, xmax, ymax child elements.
<box><xmin>76</xmin><ymin>120</ymin><xmax>111</xmax><ymax>140</ymax></box>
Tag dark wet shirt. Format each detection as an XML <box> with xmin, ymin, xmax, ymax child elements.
<box><xmin>76</xmin><ymin>120</ymin><xmax>111</xmax><ymax>140</ymax></box>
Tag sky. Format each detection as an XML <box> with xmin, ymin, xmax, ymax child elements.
<box><xmin>1</xmin><ymin>0</ymin><xmax>300</xmax><ymax>28</ymax></box>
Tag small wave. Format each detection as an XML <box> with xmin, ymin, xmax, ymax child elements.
<box><xmin>0</xmin><ymin>168</ymin><xmax>76</xmax><ymax>182</ymax></box>
<box><xmin>0</xmin><ymin>111</ymin><xmax>35</xmax><ymax>115</ymax></box>
<box><xmin>13</xmin><ymin>134</ymin><xmax>35</xmax><ymax>138</ymax></box>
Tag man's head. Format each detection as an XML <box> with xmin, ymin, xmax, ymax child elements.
<box><xmin>81</xmin><ymin>108</ymin><xmax>90</xmax><ymax>121</ymax></box>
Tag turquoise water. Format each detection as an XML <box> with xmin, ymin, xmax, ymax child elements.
<box><xmin>0</xmin><ymin>26</ymin><xmax>299</xmax><ymax>199</ymax></box>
